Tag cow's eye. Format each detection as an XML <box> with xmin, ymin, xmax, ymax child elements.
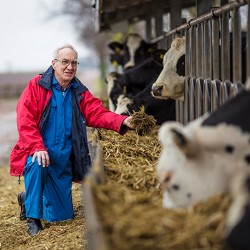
<box><xmin>172</xmin><ymin>184</ymin><xmax>180</xmax><ymax>190</ymax></box>
<box><xmin>225</xmin><ymin>145</ymin><xmax>234</xmax><ymax>154</ymax></box>
<box><xmin>176</xmin><ymin>55</ymin><xmax>185</xmax><ymax>76</ymax></box>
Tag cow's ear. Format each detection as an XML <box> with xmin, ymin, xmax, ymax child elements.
<box><xmin>152</xmin><ymin>49</ymin><xmax>167</xmax><ymax>63</ymax></box>
<box><xmin>171</xmin><ymin>128</ymin><xmax>197</xmax><ymax>158</ymax></box>
<box><xmin>108</xmin><ymin>42</ymin><xmax>123</xmax><ymax>52</ymax></box>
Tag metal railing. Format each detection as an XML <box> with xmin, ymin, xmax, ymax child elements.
<box><xmin>153</xmin><ymin>0</ymin><xmax>248</xmax><ymax>124</ymax></box>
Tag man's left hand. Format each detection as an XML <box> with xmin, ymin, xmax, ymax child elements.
<box><xmin>123</xmin><ymin>116</ymin><xmax>134</xmax><ymax>129</ymax></box>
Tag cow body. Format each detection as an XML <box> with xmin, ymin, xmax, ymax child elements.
<box><xmin>107</xmin><ymin>50</ymin><xmax>166</xmax><ymax>111</ymax></box>
<box><xmin>115</xmin><ymin>81</ymin><xmax>176</xmax><ymax>125</ymax></box>
<box><xmin>157</xmin><ymin>87</ymin><xmax>250</xmax><ymax>208</ymax></box>
<box><xmin>225</xmin><ymin>169</ymin><xmax>250</xmax><ymax>250</ymax></box>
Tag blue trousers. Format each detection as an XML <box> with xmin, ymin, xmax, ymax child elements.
<box><xmin>23</xmin><ymin>156</ymin><xmax>74</xmax><ymax>222</ymax></box>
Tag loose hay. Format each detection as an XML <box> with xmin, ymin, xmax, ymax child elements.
<box><xmin>131</xmin><ymin>107</ymin><xmax>156</xmax><ymax>136</ymax></box>
<box><xmin>0</xmin><ymin>167</ymin><xmax>87</xmax><ymax>250</ymax></box>
<box><xmin>89</xmin><ymin>129</ymin><xmax>231</xmax><ymax>250</ymax></box>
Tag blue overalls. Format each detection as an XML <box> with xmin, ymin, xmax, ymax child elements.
<box><xmin>23</xmin><ymin>76</ymin><xmax>77</xmax><ymax>222</ymax></box>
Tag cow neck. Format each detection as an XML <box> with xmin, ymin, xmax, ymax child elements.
<box><xmin>124</xmin><ymin>56</ymin><xmax>162</xmax><ymax>73</ymax></box>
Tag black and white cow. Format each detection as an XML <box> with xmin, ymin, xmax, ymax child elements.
<box><xmin>115</xmin><ymin>79</ymin><xmax>176</xmax><ymax>125</ymax></box>
<box><xmin>157</xmin><ymin>81</ymin><xmax>250</xmax><ymax>208</ymax></box>
<box><xmin>108</xmin><ymin>33</ymin><xmax>158</xmax><ymax>70</ymax></box>
<box><xmin>152</xmin><ymin>33</ymin><xmax>247</xmax><ymax>101</ymax></box>
<box><xmin>106</xmin><ymin>49</ymin><xmax>166</xmax><ymax>111</ymax></box>
<box><xmin>225</xmin><ymin>169</ymin><xmax>250</xmax><ymax>250</ymax></box>
<box><xmin>105</xmin><ymin>71</ymin><xmax>143</xmax><ymax>112</ymax></box>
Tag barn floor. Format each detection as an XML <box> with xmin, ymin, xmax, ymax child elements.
<box><xmin>0</xmin><ymin>166</ymin><xmax>87</xmax><ymax>249</ymax></box>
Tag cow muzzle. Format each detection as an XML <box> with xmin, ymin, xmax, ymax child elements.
<box><xmin>152</xmin><ymin>84</ymin><xmax>163</xmax><ymax>97</ymax></box>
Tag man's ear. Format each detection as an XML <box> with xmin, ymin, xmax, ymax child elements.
<box><xmin>51</xmin><ymin>59</ymin><xmax>56</xmax><ymax>69</ymax></box>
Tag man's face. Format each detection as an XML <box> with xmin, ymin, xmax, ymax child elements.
<box><xmin>52</xmin><ymin>48</ymin><xmax>78</xmax><ymax>85</ymax></box>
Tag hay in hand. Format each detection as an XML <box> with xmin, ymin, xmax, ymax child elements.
<box><xmin>131</xmin><ymin>106</ymin><xmax>156</xmax><ymax>136</ymax></box>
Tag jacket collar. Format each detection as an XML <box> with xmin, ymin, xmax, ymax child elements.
<box><xmin>38</xmin><ymin>65</ymin><xmax>88</xmax><ymax>94</ymax></box>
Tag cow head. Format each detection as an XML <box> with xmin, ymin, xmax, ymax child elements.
<box><xmin>152</xmin><ymin>36</ymin><xmax>185</xmax><ymax>101</ymax></box>
<box><xmin>157</xmin><ymin>116</ymin><xmax>250</xmax><ymax>208</ymax></box>
<box><xmin>114</xmin><ymin>94</ymin><xmax>133</xmax><ymax>115</ymax></box>
<box><xmin>110</xmin><ymin>53</ymin><xmax>125</xmax><ymax>70</ymax></box>
<box><xmin>108</xmin><ymin>33</ymin><xmax>157</xmax><ymax>70</ymax></box>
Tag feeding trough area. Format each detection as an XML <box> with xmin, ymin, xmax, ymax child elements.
<box><xmin>83</xmin><ymin>126</ymin><xmax>231</xmax><ymax>250</ymax></box>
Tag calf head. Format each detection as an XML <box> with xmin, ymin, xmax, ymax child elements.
<box><xmin>110</xmin><ymin>53</ymin><xmax>125</xmax><ymax>70</ymax></box>
<box><xmin>152</xmin><ymin>36</ymin><xmax>185</xmax><ymax>101</ymax></box>
<box><xmin>157</xmin><ymin>117</ymin><xmax>250</xmax><ymax>208</ymax></box>
<box><xmin>108</xmin><ymin>33</ymin><xmax>157</xmax><ymax>70</ymax></box>
<box><xmin>114</xmin><ymin>94</ymin><xmax>133</xmax><ymax>115</ymax></box>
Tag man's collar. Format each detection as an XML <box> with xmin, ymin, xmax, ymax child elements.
<box><xmin>52</xmin><ymin>75</ymin><xmax>78</xmax><ymax>90</ymax></box>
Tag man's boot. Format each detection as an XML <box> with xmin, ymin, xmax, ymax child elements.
<box><xmin>17</xmin><ymin>192</ymin><xmax>27</xmax><ymax>220</ymax></box>
<box><xmin>27</xmin><ymin>218</ymin><xmax>43</xmax><ymax>236</ymax></box>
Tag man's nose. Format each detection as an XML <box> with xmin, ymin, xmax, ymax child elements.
<box><xmin>67</xmin><ymin>62</ymin><xmax>74</xmax><ymax>69</ymax></box>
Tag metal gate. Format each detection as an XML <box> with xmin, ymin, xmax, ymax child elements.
<box><xmin>153</xmin><ymin>0</ymin><xmax>249</xmax><ymax>124</ymax></box>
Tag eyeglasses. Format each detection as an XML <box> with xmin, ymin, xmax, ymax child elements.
<box><xmin>54</xmin><ymin>58</ymin><xmax>79</xmax><ymax>67</ymax></box>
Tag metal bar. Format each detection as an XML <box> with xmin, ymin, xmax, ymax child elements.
<box><xmin>184</xmin><ymin>77</ymin><xmax>190</xmax><ymax>124</ymax></box>
<box><xmin>170</xmin><ymin>0</ymin><xmax>182</xmax><ymax>29</ymax></box>
<box><xmin>196</xmin><ymin>23</ymin><xmax>203</xmax><ymax>77</ymax></box>
<box><xmin>212</xmin><ymin>17</ymin><xmax>220</xmax><ymax>79</ymax></box>
<box><xmin>151</xmin><ymin>0</ymin><xmax>247</xmax><ymax>43</ymax></box>
<box><xmin>189</xmin><ymin>77</ymin><xmax>196</xmax><ymax>121</ymax></box>
<box><xmin>203</xmin><ymin>19</ymin><xmax>212</xmax><ymax>78</ymax></box>
<box><xmin>221</xmin><ymin>12</ymin><xmax>231</xmax><ymax>81</ymax></box>
<box><xmin>220</xmin><ymin>80</ymin><xmax>232</xmax><ymax>105</ymax></box>
<box><xmin>230</xmin><ymin>82</ymin><xmax>245</xmax><ymax>97</ymax></box>
<box><xmin>155</xmin><ymin>10</ymin><xmax>163</xmax><ymax>37</ymax></box>
<box><xmin>185</xmin><ymin>29</ymin><xmax>191</xmax><ymax>76</ymax></box>
<box><xmin>191</xmin><ymin>26</ymin><xmax>197</xmax><ymax>76</ymax></box>
<box><xmin>211</xmin><ymin>79</ymin><xmax>222</xmax><ymax>112</ymax></box>
<box><xmin>195</xmin><ymin>78</ymin><xmax>204</xmax><ymax>118</ymax></box>
<box><xmin>203</xmin><ymin>79</ymin><xmax>211</xmax><ymax>114</ymax></box>
<box><xmin>232</xmin><ymin>7</ymin><xmax>242</xmax><ymax>82</ymax></box>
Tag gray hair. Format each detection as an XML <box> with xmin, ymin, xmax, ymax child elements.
<box><xmin>53</xmin><ymin>43</ymin><xmax>78</xmax><ymax>59</ymax></box>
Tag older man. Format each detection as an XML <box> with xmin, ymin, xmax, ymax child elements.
<box><xmin>10</xmin><ymin>44</ymin><xmax>133</xmax><ymax>236</ymax></box>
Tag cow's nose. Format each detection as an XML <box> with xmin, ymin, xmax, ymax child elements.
<box><xmin>152</xmin><ymin>85</ymin><xmax>163</xmax><ymax>96</ymax></box>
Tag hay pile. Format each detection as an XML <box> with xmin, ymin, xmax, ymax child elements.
<box><xmin>130</xmin><ymin>107</ymin><xmax>156</xmax><ymax>136</ymax></box>
<box><xmin>90</xmin><ymin>129</ymin><xmax>231</xmax><ymax>250</ymax></box>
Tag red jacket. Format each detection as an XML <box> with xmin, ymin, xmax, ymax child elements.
<box><xmin>10</xmin><ymin>66</ymin><xmax>128</xmax><ymax>178</ymax></box>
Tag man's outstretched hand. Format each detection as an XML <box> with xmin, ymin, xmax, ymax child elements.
<box><xmin>122</xmin><ymin>116</ymin><xmax>134</xmax><ymax>129</ymax></box>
